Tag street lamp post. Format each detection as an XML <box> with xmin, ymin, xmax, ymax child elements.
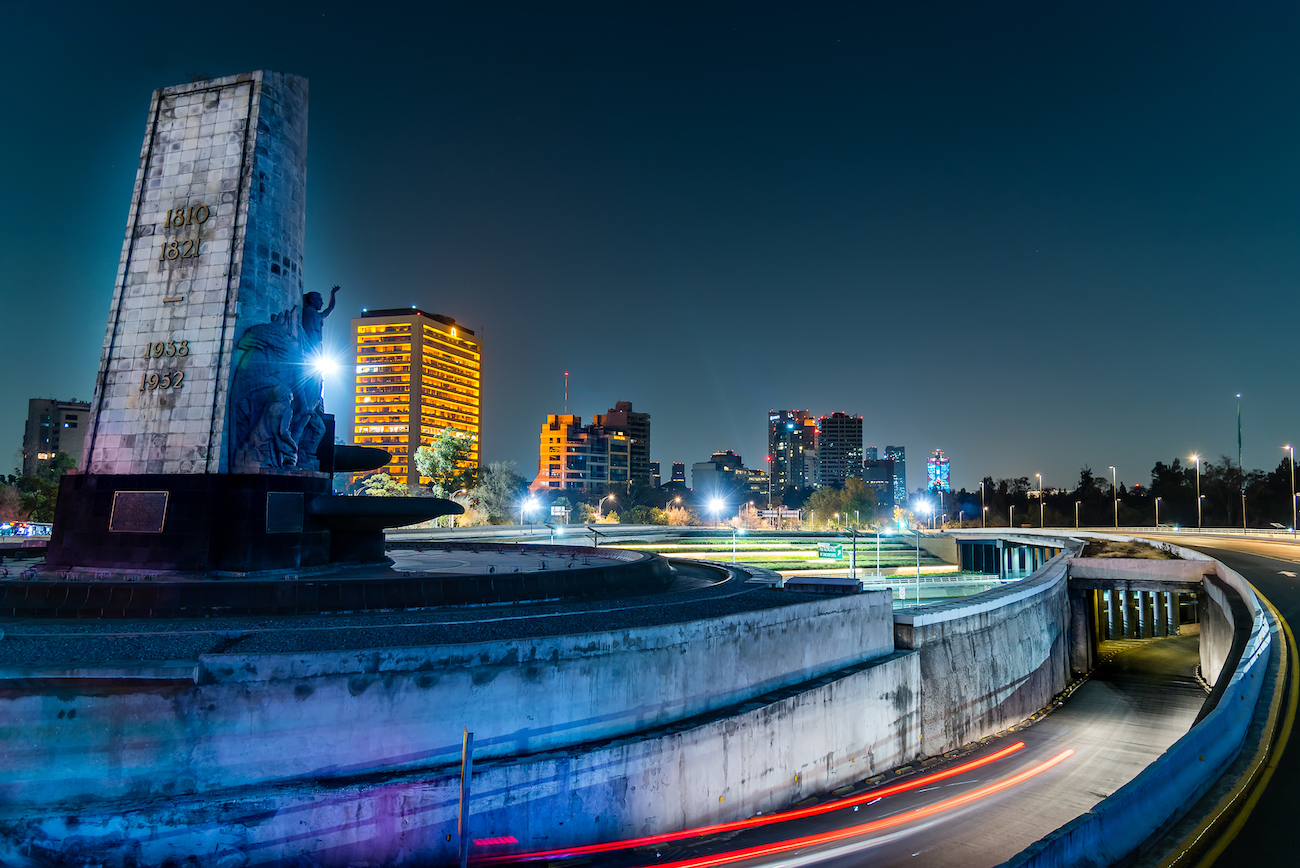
<box><xmin>1075</xmin><ymin>501</ymin><xmax>1080</xmax><ymax>529</ymax></box>
<box><xmin>597</xmin><ymin>494</ymin><xmax>616</xmax><ymax>520</ymax></box>
<box><xmin>1191</xmin><ymin>455</ymin><xmax>1202</xmax><ymax>529</ymax></box>
<box><xmin>1286</xmin><ymin>446</ymin><xmax>1296</xmax><ymax>535</ymax></box>
<box><xmin>876</xmin><ymin>527</ymin><xmax>884</xmax><ymax>578</ymax></box>
<box><xmin>1036</xmin><ymin>474</ymin><xmax>1043</xmax><ymax>528</ymax></box>
<box><xmin>1155</xmin><ymin>496</ymin><xmax>1161</xmax><ymax>528</ymax></box>
<box><xmin>1109</xmin><ymin>465</ymin><xmax>1118</xmax><ymax>528</ymax></box>
<box><xmin>980</xmin><ymin>481</ymin><xmax>985</xmax><ymax>526</ymax></box>
<box><xmin>982</xmin><ymin>505</ymin><xmax>988</xmax><ymax>528</ymax></box>
<box><xmin>914</xmin><ymin>524</ymin><xmax>922</xmax><ymax>607</ymax></box>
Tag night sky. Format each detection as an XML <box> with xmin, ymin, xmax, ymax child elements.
<box><xmin>2</xmin><ymin>2</ymin><xmax>1298</xmax><ymax>493</ymax></box>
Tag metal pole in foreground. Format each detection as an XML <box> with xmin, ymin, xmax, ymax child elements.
<box><xmin>915</xmin><ymin>526</ymin><xmax>921</xmax><ymax>607</ymax></box>
<box><xmin>459</xmin><ymin>728</ymin><xmax>474</xmax><ymax>868</ymax></box>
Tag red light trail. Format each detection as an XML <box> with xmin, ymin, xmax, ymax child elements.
<box><xmin>478</xmin><ymin>741</ymin><xmax>1030</xmax><ymax>864</ymax></box>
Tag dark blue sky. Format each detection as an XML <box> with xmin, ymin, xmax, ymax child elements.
<box><xmin>2</xmin><ymin>2</ymin><xmax>1298</xmax><ymax>492</ymax></box>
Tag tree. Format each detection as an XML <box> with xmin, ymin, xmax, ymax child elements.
<box><xmin>469</xmin><ymin>461</ymin><xmax>530</xmax><ymax>523</ymax></box>
<box><xmin>360</xmin><ymin>472</ymin><xmax>408</xmax><ymax>497</ymax></box>
<box><xmin>15</xmin><ymin>451</ymin><xmax>76</xmax><ymax>521</ymax></box>
<box><xmin>413</xmin><ymin>430</ymin><xmax>477</xmax><ymax>497</ymax></box>
<box><xmin>0</xmin><ymin>485</ymin><xmax>26</xmax><ymax>522</ymax></box>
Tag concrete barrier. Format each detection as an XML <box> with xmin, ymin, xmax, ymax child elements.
<box><xmin>4</xmin><ymin>650</ymin><xmax>921</xmax><ymax>866</ymax></box>
<box><xmin>896</xmin><ymin>552</ymin><xmax>1074</xmax><ymax>753</ymax></box>
<box><xmin>0</xmin><ymin>588</ymin><xmax>895</xmax><ymax>805</ymax></box>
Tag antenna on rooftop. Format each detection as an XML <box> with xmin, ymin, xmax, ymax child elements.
<box><xmin>564</xmin><ymin>372</ymin><xmax>569</xmax><ymax>415</ymax></box>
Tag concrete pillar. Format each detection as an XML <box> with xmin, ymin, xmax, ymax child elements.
<box><xmin>1108</xmin><ymin>590</ymin><xmax>1122</xmax><ymax>640</ymax></box>
<box><xmin>1155</xmin><ymin>592</ymin><xmax>1169</xmax><ymax>637</ymax></box>
<box><xmin>1069</xmin><ymin>587</ymin><xmax>1096</xmax><ymax>677</ymax></box>
<box><xmin>1123</xmin><ymin>590</ymin><xmax>1137</xmax><ymax>639</ymax></box>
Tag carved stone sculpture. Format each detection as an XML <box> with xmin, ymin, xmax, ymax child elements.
<box><xmin>229</xmin><ymin>287</ymin><xmax>342</xmax><ymax>473</ymax></box>
<box><xmin>230</xmin><ymin>307</ymin><xmax>303</xmax><ymax>471</ymax></box>
<box><xmin>290</xmin><ymin>286</ymin><xmax>338</xmax><ymax>470</ymax></box>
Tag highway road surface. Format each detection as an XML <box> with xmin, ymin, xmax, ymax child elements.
<box><xmin>1133</xmin><ymin>533</ymin><xmax>1300</xmax><ymax>867</ymax></box>
<box><xmin>483</xmin><ymin>632</ymin><xmax>1208</xmax><ymax>867</ymax></box>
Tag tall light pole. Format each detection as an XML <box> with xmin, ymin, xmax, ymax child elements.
<box><xmin>982</xmin><ymin>505</ymin><xmax>988</xmax><ymax>528</ymax></box>
<box><xmin>1191</xmin><ymin>455</ymin><xmax>1202</xmax><ymax>529</ymax></box>
<box><xmin>980</xmin><ymin>481</ymin><xmax>986</xmax><ymax>526</ymax></box>
<box><xmin>1036</xmin><ymin>473</ymin><xmax>1043</xmax><ymax>527</ymax></box>
<box><xmin>1075</xmin><ymin>500</ymin><xmax>1080</xmax><ymax>529</ymax></box>
<box><xmin>1109</xmin><ymin>465</ymin><xmax>1118</xmax><ymax>528</ymax></box>
<box><xmin>1286</xmin><ymin>446</ymin><xmax>1296</xmax><ymax>534</ymax></box>
<box><xmin>1155</xmin><ymin>496</ymin><xmax>1161</xmax><ymax>528</ymax></box>
<box><xmin>597</xmin><ymin>494</ymin><xmax>615</xmax><ymax>520</ymax></box>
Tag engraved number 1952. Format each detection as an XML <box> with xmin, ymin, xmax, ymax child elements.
<box><xmin>140</xmin><ymin>371</ymin><xmax>185</xmax><ymax>391</ymax></box>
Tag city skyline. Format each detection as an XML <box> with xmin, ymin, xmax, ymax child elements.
<box><xmin>3</xmin><ymin>5</ymin><xmax>1299</xmax><ymax>491</ymax></box>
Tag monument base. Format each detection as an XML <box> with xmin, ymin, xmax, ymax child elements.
<box><xmin>46</xmin><ymin>472</ymin><xmax>332</xmax><ymax>574</ymax></box>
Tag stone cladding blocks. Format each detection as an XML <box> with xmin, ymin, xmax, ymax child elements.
<box><xmin>83</xmin><ymin>71</ymin><xmax>308</xmax><ymax>475</ymax></box>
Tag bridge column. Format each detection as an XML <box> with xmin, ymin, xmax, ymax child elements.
<box><xmin>1068</xmin><ymin>586</ymin><xmax>1096</xmax><ymax>676</ymax></box>
<box><xmin>1108</xmin><ymin>590</ymin><xmax>1121</xmax><ymax>639</ymax></box>
<box><xmin>1171</xmin><ymin>592</ymin><xmax>1183</xmax><ymax>634</ymax></box>
<box><xmin>1155</xmin><ymin>592</ymin><xmax>1169</xmax><ymax>637</ymax></box>
<box><xmin>1123</xmin><ymin>590</ymin><xmax>1138</xmax><ymax>639</ymax></box>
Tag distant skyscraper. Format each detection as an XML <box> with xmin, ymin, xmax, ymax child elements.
<box><xmin>23</xmin><ymin>398</ymin><xmax>91</xmax><ymax>477</ymax></box>
<box><xmin>593</xmin><ymin>401</ymin><xmax>651</xmax><ymax>486</ymax></box>
<box><xmin>885</xmin><ymin>446</ymin><xmax>906</xmax><ymax>506</ymax></box>
<box><xmin>927</xmin><ymin>449</ymin><xmax>951</xmax><ymax>492</ymax></box>
<box><xmin>768</xmin><ymin>410</ymin><xmax>817</xmax><ymax>493</ymax></box>
<box><xmin>650</xmin><ymin>461</ymin><xmax>662</xmax><ymax>488</ymax></box>
<box><xmin>670</xmin><ymin>463</ymin><xmax>686</xmax><ymax>485</ymax></box>
<box><xmin>689</xmin><ymin>450</ymin><xmax>768</xmax><ymax>503</ymax></box>
<box><xmin>863</xmin><ymin>458</ymin><xmax>896</xmax><ymax>511</ymax></box>
<box><xmin>352</xmin><ymin>308</ymin><xmax>481</xmax><ymax>489</ymax></box>
<box><xmin>864</xmin><ymin>446</ymin><xmax>878</xmax><ymax>461</ymax></box>
<box><xmin>817</xmin><ymin>412</ymin><xmax>863</xmax><ymax>487</ymax></box>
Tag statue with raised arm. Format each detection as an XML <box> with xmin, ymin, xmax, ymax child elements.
<box><xmin>291</xmin><ymin>285</ymin><xmax>340</xmax><ymax>470</ymax></box>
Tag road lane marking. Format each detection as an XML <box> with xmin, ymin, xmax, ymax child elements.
<box><xmin>1279</xmin><ymin>571</ymin><xmax>1296</xmax><ymax>577</ymax></box>
<box><xmin>1194</xmin><ymin>599</ymin><xmax>1297</xmax><ymax>867</ymax></box>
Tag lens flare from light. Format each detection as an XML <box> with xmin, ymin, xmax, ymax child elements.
<box><xmin>310</xmin><ymin>354</ymin><xmax>339</xmax><ymax>376</ymax></box>
<box><xmin>477</xmin><ymin>742</ymin><xmax>1029</xmax><ymax>862</ymax></box>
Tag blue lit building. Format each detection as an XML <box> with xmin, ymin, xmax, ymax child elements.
<box><xmin>927</xmin><ymin>448</ymin><xmax>951</xmax><ymax>492</ymax></box>
<box><xmin>885</xmin><ymin>445</ymin><xmax>906</xmax><ymax>506</ymax></box>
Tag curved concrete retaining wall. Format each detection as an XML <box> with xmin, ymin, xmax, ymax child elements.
<box><xmin>0</xmin><ymin>588</ymin><xmax>894</xmax><ymax>806</ymax></box>
<box><xmin>4</xmin><ymin>650</ymin><xmax>920</xmax><ymax>867</ymax></box>
<box><xmin>1</xmin><ymin>543</ymin><xmax>1115</xmax><ymax>867</ymax></box>
<box><xmin>896</xmin><ymin>551</ymin><xmax>1074</xmax><ymax>754</ymax></box>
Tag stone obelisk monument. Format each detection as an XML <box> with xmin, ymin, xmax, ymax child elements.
<box><xmin>47</xmin><ymin>71</ymin><xmax>333</xmax><ymax>573</ymax></box>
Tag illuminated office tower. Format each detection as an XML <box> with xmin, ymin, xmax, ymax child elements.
<box><xmin>816</xmin><ymin>412</ymin><xmax>863</xmax><ymax>487</ymax></box>
<box><xmin>768</xmin><ymin>410</ymin><xmax>817</xmax><ymax>492</ymax></box>
<box><xmin>650</xmin><ymin>461</ymin><xmax>662</xmax><ymax>488</ymax></box>
<box><xmin>864</xmin><ymin>446</ymin><xmax>878</xmax><ymax>461</ymax></box>
<box><xmin>927</xmin><ymin>448</ymin><xmax>951</xmax><ymax>492</ymax></box>
<box><xmin>885</xmin><ymin>445</ymin><xmax>906</xmax><ymax>506</ymax></box>
<box><xmin>671</xmin><ymin>463</ymin><xmax>686</xmax><ymax>484</ymax></box>
<box><xmin>351</xmin><ymin>307</ymin><xmax>482</xmax><ymax>490</ymax></box>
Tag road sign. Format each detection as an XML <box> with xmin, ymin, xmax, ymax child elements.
<box><xmin>817</xmin><ymin>543</ymin><xmax>844</xmax><ymax>559</ymax></box>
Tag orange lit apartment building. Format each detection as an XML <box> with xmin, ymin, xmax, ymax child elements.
<box><xmin>351</xmin><ymin>307</ymin><xmax>481</xmax><ymax>490</ymax></box>
<box><xmin>532</xmin><ymin>414</ymin><xmax>630</xmax><ymax>493</ymax></box>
